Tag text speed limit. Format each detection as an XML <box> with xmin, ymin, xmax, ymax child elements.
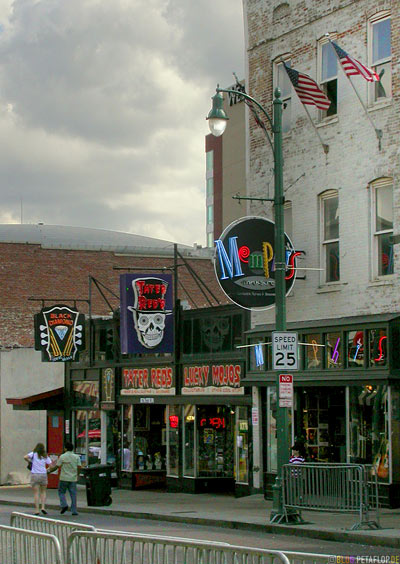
<box><xmin>272</xmin><ymin>331</ymin><xmax>298</xmax><ymax>370</ymax></box>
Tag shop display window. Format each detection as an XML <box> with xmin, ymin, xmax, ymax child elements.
<box><xmin>349</xmin><ymin>385</ymin><xmax>389</xmax><ymax>481</ymax></box>
<box><xmin>298</xmin><ymin>387</ymin><xmax>345</xmax><ymax>462</ymax></box>
<box><xmin>197</xmin><ymin>406</ymin><xmax>234</xmax><ymax>478</ymax></box>
<box><xmin>304</xmin><ymin>333</ymin><xmax>323</xmax><ymax>369</ymax></box>
<box><xmin>369</xmin><ymin>328</ymin><xmax>388</xmax><ymax>367</ymax></box>
<box><xmin>121</xmin><ymin>405</ymin><xmax>133</xmax><ymax>471</ymax></box>
<box><xmin>326</xmin><ymin>332</ymin><xmax>342</xmax><ymax>369</ymax></box>
<box><xmin>183</xmin><ymin>405</ymin><xmax>195</xmax><ymax>477</ymax></box>
<box><xmin>133</xmin><ymin>405</ymin><xmax>166</xmax><ymax>471</ymax></box>
<box><xmin>267</xmin><ymin>387</ymin><xmax>277</xmax><ymax>472</ymax></box>
<box><xmin>236</xmin><ymin>407</ymin><xmax>249</xmax><ymax>484</ymax></box>
<box><xmin>120</xmin><ymin>405</ymin><xmax>166</xmax><ymax>472</ymax></box>
<box><xmin>167</xmin><ymin>405</ymin><xmax>179</xmax><ymax>477</ymax></box>
<box><xmin>74</xmin><ymin>409</ymin><xmax>101</xmax><ymax>466</ymax></box>
<box><xmin>347</xmin><ymin>330</ymin><xmax>364</xmax><ymax>368</ymax></box>
<box><xmin>72</xmin><ymin>381</ymin><xmax>99</xmax><ymax>407</ymax></box>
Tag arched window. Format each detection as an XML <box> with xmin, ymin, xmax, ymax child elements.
<box><xmin>368</xmin><ymin>11</ymin><xmax>391</xmax><ymax>103</ymax></box>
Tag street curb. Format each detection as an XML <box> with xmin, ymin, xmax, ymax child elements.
<box><xmin>0</xmin><ymin>498</ymin><xmax>398</xmax><ymax>549</ymax></box>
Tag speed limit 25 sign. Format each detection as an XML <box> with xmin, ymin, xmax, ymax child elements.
<box><xmin>272</xmin><ymin>331</ymin><xmax>298</xmax><ymax>370</ymax></box>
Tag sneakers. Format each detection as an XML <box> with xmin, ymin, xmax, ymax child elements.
<box><xmin>72</xmin><ymin>512</ymin><xmax>79</xmax><ymax>516</ymax></box>
<box><xmin>60</xmin><ymin>506</ymin><xmax>68</xmax><ymax>514</ymax></box>
<box><xmin>41</xmin><ymin>509</ymin><xmax>48</xmax><ymax>515</ymax></box>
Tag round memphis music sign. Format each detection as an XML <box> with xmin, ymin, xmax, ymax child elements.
<box><xmin>214</xmin><ymin>216</ymin><xmax>297</xmax><ymax>310</ymax></box>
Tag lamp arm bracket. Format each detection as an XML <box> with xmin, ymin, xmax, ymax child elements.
<box><xmin>216</xmin><ymin>87</ymin><xmax>273</xmax><ymax>130</ymax></box>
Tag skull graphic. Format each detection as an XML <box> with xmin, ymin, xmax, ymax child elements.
<box><xmin>127</xmin><ymin>277</ymin><xmax>172</xmax><ymax>350</ymax></box>
<box><xmin>136</xmin><ymin>312</ymin><xmax>166</xmax><ymax>348</ymax></box>
<box><xmin>201</xmin><ymin>317</ymin><xmax>230</xmax><ymax>351</ymax></box>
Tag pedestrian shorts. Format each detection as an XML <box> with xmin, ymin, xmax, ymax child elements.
<box><xmin>30</xmin><ymin>473</ymin><xmax>48</xmax><ymax>486</ymax></box>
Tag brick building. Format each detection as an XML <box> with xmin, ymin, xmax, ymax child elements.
<box><xmin>240</xmin><ymin>0</ymin><xmax>400</xmax><ymax>505</ymax></box>
<box><xmin>1</xmin><ymin>223</ymin><xmax>228</xmax><ymax>484</ymax></box>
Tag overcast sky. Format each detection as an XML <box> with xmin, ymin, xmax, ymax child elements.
<box><xmin>0</xmin><ymin>0</ymin><xmax>244</xmax><ymax>246</ymax></box>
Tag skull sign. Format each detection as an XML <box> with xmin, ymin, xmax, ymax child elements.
<box><xmin>136</xmin><ymin>312</ymin><xmax>166</xmax><ymax>348</ymax></box>
<box><xmin>127</xmin><ymin>277</ymin><xmax>172</xmax><ymax>349</ymax></box>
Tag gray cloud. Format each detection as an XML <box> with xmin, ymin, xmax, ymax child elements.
<box><xmin>0</xmin><ymin>0</ymin><xmax>244</xmax><ymax>245</ymax></box>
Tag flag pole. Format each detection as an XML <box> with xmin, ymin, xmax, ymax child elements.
<box><xmin>281</xmin><ymin>59</ymin><xmax>329</xmax><ymax>155</ymax></box>
<box><xmin>303</xmin><ymin>105</ymin><xmax>329</xmax><ymax>155</ymax></box>
<box><xmin>327</xmin><ymin>36</ymin><xmax>383</xmax><ymax>150</ymax></box>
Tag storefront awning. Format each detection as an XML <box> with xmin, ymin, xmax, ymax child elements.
<box><xmin>6</xmin><ymin>387</ymin><xmax>64</xmax><ymax>411</ymax></box>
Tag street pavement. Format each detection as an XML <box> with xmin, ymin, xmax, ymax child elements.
<box><xmin>0</xmin><ymin>485</ymin><xmax>398</xmax><ymax>549</ymax></box>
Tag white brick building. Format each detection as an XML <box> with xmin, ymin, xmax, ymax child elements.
<box><xmin>239</xmin><ymin>0</ymin><xmax>400</xmax><ymax>506</ymax></box>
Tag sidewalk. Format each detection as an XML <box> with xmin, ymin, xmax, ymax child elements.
<box><xmin>0</xmin><ymin>485</ymin><xmax>399</xmax><ymax>549</ymax></box>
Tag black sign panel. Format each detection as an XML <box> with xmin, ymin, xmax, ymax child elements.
<box><xmin>34</xmin><ymin>304</ymin><xmax>85</xmax><ymax>362</ymax></box>
<box><xmin>214</xmin><ymin>216</ymin><xmax>297</xmax><ymax>310</ymax></box>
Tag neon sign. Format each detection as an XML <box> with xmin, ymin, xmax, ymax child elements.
<box><xmin>200</xmin><ymin>417</ymin><xmax>226</xmax><ymax>429</ymax></box>
<box><xmin>169</xmin><ymin>415</ymin><xmax>179</xmax><ymax>428</ymax></box>
<box><xmin>214</xmin><ymin>217</ymin><xmax>297</xmax><ymax>310</ymax></box>
<box><xmin>331</xmin><ymin>338</ymin><xmax>340</xmax><ymax>364</ymax></box>
<box><xmin>374</xmin><ymin>336</ymin><xmax>387</xmax><ymax>362</ymax></box>
<box><xmin>255</xmin><ymin>344</ymin><xmax>264</xmax><ymax>367</ymax></box>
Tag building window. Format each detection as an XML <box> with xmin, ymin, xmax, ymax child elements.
<box><xmin>207</xmin><ymin>204</ymin><xmax>213</xmax><ymax>224</ymax></box>
<box><xmin>275</xmin><ymin>59</ymin><xmax>292</xmax><ymax>133</ymax></box>
<box><xmin>372</xmin><ymin>179</ymin><xmax>393</xmax><ymax>277</ymax></box>
<box><xmin>207</xmin><ymin>232</ymin><xmax>214</xmax><ymax>248</ymax></box>
<box><xmin>320</xmin><ymin>191</ymin><xmax>340</xmax><ymax>282</ymax></box>
<box><xmin>319</xmin><ymin>38</ymin><xmax>337</xmax><ymax>117</ymax></box>
<box><xmin>206</xmin><ymin>150</ymin><xmax>213</xmax><ymax>172</ymax></box>
<box><xmin>206</xmin><ymin>177</ymin><xmax>213</xmax><ymax>197</ymax></box>
<box><xmin>369</xmin><ymin>13</ymin><xmax>391</xmax><ymax>102</ymax></box>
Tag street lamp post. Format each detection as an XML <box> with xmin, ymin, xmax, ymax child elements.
<box><xmin>207</xmin><ymin>86</ymin><xmax>289</xmax><ymax>522</ymax></box>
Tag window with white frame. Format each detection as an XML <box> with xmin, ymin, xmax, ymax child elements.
<box><xmin>320</xmin><ymin>191</ymin><xmax>340</xmax><ymax>282</ymax></box>
<box><xmin>318</xmin><ymin>37</ymin><xmax>337</xmax><ymax>118</ymax></box>
<box><xmin>274</xmin><ymin>59</ymin><xmax>292</xmax><ymax>133</ymax></box>
<box><xmin>371</xmin><ymin>179</ymin><xmax>393</xmax><ymax>277</ymax></box>
<box><xmin>369</xmin><ymin>13</ymin><xmax>391</xmax><ymax>103</ymax></box>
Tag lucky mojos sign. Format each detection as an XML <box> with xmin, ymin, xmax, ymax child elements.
<box><xmin>214</xmin><ymin>216</ymin><xmax>298</xmax><ymax>310</ymax></box>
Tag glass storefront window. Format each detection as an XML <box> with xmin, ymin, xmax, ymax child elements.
<box><xmin>236</xmin><ymin>407</ymin><xmax>249</xmax><ymax>484</ymax></box>
<box><xmin>326</xmin><ymin>332</ymin><xmax>342</xmax><ymax>369</ymax></box>
<box><xmin>167</xmin><ymin>405</ymin><xmax>179</xmax><ymax>477</ymax></box>
<box><xmin>298</xmin><ymin>387</ymin><xmax>345</xmax><ymax>462</ymax></box>
<box><xmin>132</xmin><ymin>405</ymin><xmax>166</xmax><ymax>471</ymax></box>
<box><xmin>349</xmin><ymin>385</ymin><xmax>389</xmax><ymax>481</ymax></box>
<box><xmin>267</xmin><ymin>387</ymin><xmax>277</xmax><ymax>472</ymax></box>
<box><xmin>197</xmin><ymin>406</ymin><xmax>234</xmax><ymax>478</ymax></box>
<box><xmin>347</xmin><ymin>330</ymin><xmax>364</xmax><ymax>368</ymax></box>
<box><xmin>304</xmin><ymin>333</ymin><xmax>323</xmax><ymax>369</ymax></box>
<box><xmin>72</xmin><ymin>381</ymin><xmax>99</xmax><ymax>407</ymax></box>
<box><xmin>183</xmin><ymin>405</ymin><xmax>195</xmax><ymax>476</ymax></box>
<box><xmin>369</xmin><ymin>328</ymin><xmax>388</xmax><ymax>367</ymax></box>
<box><xmin>121</xmin><ymin>405</ymin><xmax>133</xmax><ymax>471</ymax></box>
<box><xmin>73</xmin><ymin>409</ymin><xmax>101</xmax><ymax>466</ymax></box>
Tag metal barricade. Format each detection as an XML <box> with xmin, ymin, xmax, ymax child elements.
<box><xmin>10</xmin><ymin>511</ymin><xmax>95</xmax><ymax>563</ymax></box>
<box><xmin>0</xmin><ymin>524</ymin><xmax>62</xmax><ymax>564</ymax></box>
<box><xmin>67</xmin><ymin>531</ymin><xmax>291</xmax><ymax>564</ymax></box>
<box><xmin>282</xmin><ymin>462</ymin><xmax>380</xmax><ymax>530</ymax></box>
<box><xmin>281</xmin><ymin>551</ymin><xmax>335</xmax><ymax>564</ymax></box>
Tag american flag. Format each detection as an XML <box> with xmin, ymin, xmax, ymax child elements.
<box><xmin>331</xmin><ymin>41</ymin><xmax>380</xmax><ymax>82</ymax></box>
<box><xmin>283</xmin><ymin>63</ymin><xmax>331</xmax><ymax>110</ymax></box>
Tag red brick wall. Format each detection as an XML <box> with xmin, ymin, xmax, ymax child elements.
<box><xmin>0</xmin><ymin>243</ymin><xmax>229</xmax><ymax>348</ymax></box>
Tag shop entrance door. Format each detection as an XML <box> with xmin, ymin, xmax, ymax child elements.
<box><xmin>47</xmin><ymin>412</ymin><xmax>63</xmax><ymax>489</ymax></box>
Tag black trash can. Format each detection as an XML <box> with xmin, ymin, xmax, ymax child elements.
<box><xmin>83</xmin><ymin>464</ymin><xmax>113</xmax><ymax>507</ymax></box>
